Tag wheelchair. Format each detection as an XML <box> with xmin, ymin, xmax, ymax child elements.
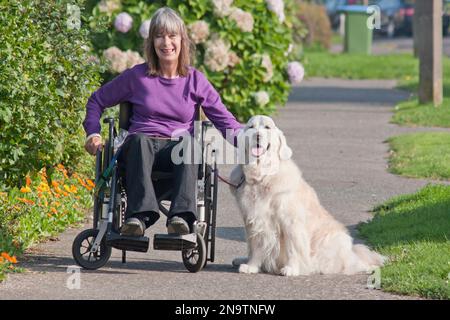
<box><xmin>72</xmin><ymin>102</ymin><xmax>219</xmax><ymax>273</ymax></box>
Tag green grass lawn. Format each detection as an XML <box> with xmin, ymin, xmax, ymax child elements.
<box><xmin>303</xmin><ymin>50</ymin><xmax>419</xmax><ymax>80</ymax></box>
<box><xmin>388</xmin><ymin>132</ymin><xmax>450</xmax><ymax>180</ymax></box>
<box><xmin>393</xmin><ymin>77</ymin><xmax>450</xmax><ymax>128</ymax></box>
<box><xmin>392</xmin><ymin>98</ymin><xmax>450</xmax><ymax>128</ymax></box>
<box><xmin>358</xmin><ymin>184</ymin><xmax>450</xmax><ymax>299</ymax></box>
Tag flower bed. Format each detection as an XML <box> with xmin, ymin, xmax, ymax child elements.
<box><xmin>0</xmin><ymin>164</ymin><xmax>94</xmax><ymax>281</ymax></box>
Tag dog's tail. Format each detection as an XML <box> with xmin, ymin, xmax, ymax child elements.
<box><xmin>353</xmin><ymin>244</ymin><xmax>387</xmax><ymax>268</ymax></box>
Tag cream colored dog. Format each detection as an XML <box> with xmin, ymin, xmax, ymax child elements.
<box><xmin>230</xmin><ymin>115</ymin><xmax>385</xmax><ymax>276</ymax></box>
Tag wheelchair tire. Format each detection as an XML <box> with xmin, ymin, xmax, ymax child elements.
<box><xmin>72</xmin><ymin>228</ymin><xmax>111</xmax><ymax>270</ymax></box>
<box><xmin>181</xmin><ymin>233</ymin><xmax>206</xmax><ymax>273</ymax></box>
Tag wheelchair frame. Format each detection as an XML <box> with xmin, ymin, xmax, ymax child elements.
<box><xmin>72</xmin><ymin>103</ymin><xmax>219</xmax><ymax>273</ymax></box>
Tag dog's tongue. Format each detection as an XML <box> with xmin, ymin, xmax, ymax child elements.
<box><xmin>251</xmin><ymin>147</ymin><xmax>264</xmax><ymax>157</ymax></box>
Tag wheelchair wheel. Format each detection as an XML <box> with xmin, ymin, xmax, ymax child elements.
<box><xmin>181</xmin><ymin>233</ymin><xmax>206</xmax><ymax>273</ymax></box>
<box><xmin>72</xmin><ymin>229</ymin><xmax>111</xmax><ymax>270</ymax></box>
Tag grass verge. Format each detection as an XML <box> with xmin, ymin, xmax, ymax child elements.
<box><xmin>358</xmin><ymin>184</ymin><xmax>450</xmax><ymax>299</ymax></box>
<box><xmin>303</xmin><ymin>50</ymin><xmax>418</xmax><ymax>80</ymax></box>
<box><xmin>387</xmin><ymin>132</ymin><xmax>450</xmax><ymax>180</ymax></box>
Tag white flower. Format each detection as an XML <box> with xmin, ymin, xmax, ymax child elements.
<box><xmin>266</xmin><ymin>0</ymin><xmax>285</xmax><ymax>23</ymax></box>
<box><xmin>253</xmin><ymin>91</ymin><xmax>270</xmax><ymax>106</ymax></box>
<box><xmin>114</xmin><ymin>12</ymin><xmax>133</xmax><ymax>33</ymax></box>
<box><xmin>98</xmin><ymin>0</ymin><xmax>121</xmax><ymax>15</ymax></box>
<box><xmin>284</xmin><ymin>43</ymin><xmax>293</xmax><ymax>57</ymax></box>
<box><xmin>286</xmin><ymin>61</ymin><xmax>305</xmax><ymax>84</ymax></box>
<box><xmin>139</xmin><ymin>19</ymin><xmax>151</xmax><ymax>39</ymax></box>
<box><xmin>103</xmin><ymin>46</ymin><xmax>127</xmax><ymax>73</ymax></box>
<box><xmin>261</xmin><ymin>54</ymin><xmax>273</xmax><ymax>82</ymax></box>
<box><xmin>125</xmin><ymin>50</ymin><xmax>145</xmax><ymax>68</ymax></box>
<box><xmin>204</xmin><ymin>35</ymin><xmax>231</xmax><ymax>72</ymax></box>
<box><xmin>103</xmin><ymin>47</ymin><xmax>144</xmax><ymax>73</ymax></box>
<box><xmin>188</xmin><ymin>20</ymin><xmax>210</xmax><ymax>44</ymax></box>
<box><xmin>212</xmin><ymin>0</ymin><xmax>234</xmax><ymax>18</ymax></box>
<box><xmin>229</xmin><ymin>7</ymin><xmax>254</xmax><ymax>32</ymax></box>
<box><xmin>228</xmin><ymin>51</ymin><xmax>240</xmax><ymax>67</ymax></box>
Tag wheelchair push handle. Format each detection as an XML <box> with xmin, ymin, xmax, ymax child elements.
<box><xmin>103</xmin><ymin>117</ymin><xmax>116</xmax><ymax>144</ymax></box>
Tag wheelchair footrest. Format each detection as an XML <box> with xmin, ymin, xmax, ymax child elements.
<box><xmin>153</xmin><ymin>233</ymin><xmax>197</xmax><ymax>251</ymax></box>
<box><xmin>106</xmin><ymin>232</ymin><xmax>149</xmax><ymax>253</ymax></box>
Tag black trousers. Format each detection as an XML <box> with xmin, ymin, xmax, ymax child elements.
<box><xmin>118</xmin><ymin>133</ymin><xmax>198</xmax><ymax>228</ymax></box>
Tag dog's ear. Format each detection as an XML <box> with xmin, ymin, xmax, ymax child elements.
<box><xmin>277</xmin><ymin>129</ymin><xmax>292</xmax><ymax>160</ymax></box>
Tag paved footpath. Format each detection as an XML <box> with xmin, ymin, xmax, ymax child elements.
<box><xmin>1</xmin><ymin>78</ymin><xmax>443</xmax><ymax>300</ymax></box>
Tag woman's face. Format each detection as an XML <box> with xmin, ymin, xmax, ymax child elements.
<box><xmin>154</xmin><ymin>30</ymin><xmax>182</xmax><ymax>66</ymax></box>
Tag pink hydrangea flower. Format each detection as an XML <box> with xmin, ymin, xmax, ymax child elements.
<box><xmin>139</xmin><ymin>19</ymin><xmax>151</xmax><ymax>39</ymax></box>
<box><xmin>287</xmin><ymin>61</ymin><xmax>305</xmax><ymax>84</ymax></box>
<box><xmin>114</xmin><ymin>12</ymin><xmax>133</xmax><ymax>33</ymax></box>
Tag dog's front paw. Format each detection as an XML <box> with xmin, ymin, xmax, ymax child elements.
<box><xmin>232</xmin><ymin>257</ymin><xmax>248</xmax><ymax>268</ymax></box>
<box><xmin>280</xmin><ymin>266</ymin><xmax>300</xmax><ymax>277</ymax></box>
<box><xmin>239</xmin><ymin>264</ymin><xmax>260</xmax><ymax>274</ymax></box>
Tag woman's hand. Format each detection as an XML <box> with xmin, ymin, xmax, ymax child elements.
<box><xmin>85</xmin><ymin>135</ymin><xmax>103</xmax><ymax>155</ymax></box>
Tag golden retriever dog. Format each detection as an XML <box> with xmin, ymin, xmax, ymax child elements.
<box><xmin>230</xmin><ymin>115</ymin><xmax>385</xmax><ymax>276</ymax></box>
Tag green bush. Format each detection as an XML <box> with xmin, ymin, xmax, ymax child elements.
<box><xmin>84</xmin><ymin>0</ymin><xmax>305</xmax><ymax>122</ymax></box>
<box><xmin>0</xmin><ymin>0</ymin><xmax>103</xmax><ymax>189</ymax></box>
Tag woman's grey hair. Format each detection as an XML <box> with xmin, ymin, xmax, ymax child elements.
<box><xmin>144</xmin><ymin>7</ymin><xmax>194</xmax><ymax>77</ymax></box>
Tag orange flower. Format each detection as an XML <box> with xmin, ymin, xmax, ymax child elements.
<box><xmin>17</xmin><ymin>197</ymin><xmax>35</xmax><ymax>205</ymax></box>
<box><xmin>57</xmin><ymin>164</ymin><xmax>65</xmax><ymax>170</ymax></box>
<box><xmin>1</xmin><ymin>252</ymin><xmax>17</xmax><ymax>264</ymax></box>
<box><xmin>50</xmin><ymin>207</ymin><xmax>57</xmax><ymax>214</ymax></box>
<box><xmin>54</xmin><ymin>201</ymin><xmax>61</xmax><ymax>207</ymax></box>
<box><xmin>52</xmin><ymin>180</ymin><xmax>59</xmax><ymax>188</ymax></box>
<box><xmin>26</xmin><ymin>176</ymin><xmax>32</xmax><ymax>186</ymax></box>
<box><xmin>37</xmin><ymin>182</ymin><xmax>50</xmax><ymax>193</ymax></box>
<box><xmin>54</xmin><ymin>186</ymin><xmax>63</xmax><ymax>194</ymax></box>
<box><xmin>76</xmin><ymin>177</ymin><xmax>87</xmax><ymax>187</ymax></box>
<box><xmin>63</xmin><ymin>191</ymin><xmax>69</xmax><ymax>197</ymax></box>
<box><xmin>86</xmin><ymin>179</ymin><xmax>95</xmax><ymax>188</ymax></box>
<box><xmin>20</xmin><ymin>186</ymin><xmax>31</xmax><ymax>193</ymax></box>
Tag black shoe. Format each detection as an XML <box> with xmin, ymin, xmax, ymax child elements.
<box><xmin>121</xmin><ymin>217</ymin><xmax>145</xmax><ymax>237</ymax></box>
<box><xmin>167</xmin><ymin>216</ymin><xmax>190</xmax><ymax>235</ymax></box>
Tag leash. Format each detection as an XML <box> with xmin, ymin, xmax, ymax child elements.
<box><xmin>217</xmin><ymin>173</ymin><xmax>245</xmax><ymax>189</ymax></box>
<box><xmin>94</xmin><ymin>148</ymin><xmax>122</xmax><ymax>197</ymax></box>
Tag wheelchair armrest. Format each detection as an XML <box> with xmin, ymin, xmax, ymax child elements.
<box><xmin>202</xmin><ymin>121</ymin><xmax>213</xmax><ymax>128</ymax></box>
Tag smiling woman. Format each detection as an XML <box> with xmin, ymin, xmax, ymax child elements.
<box><xmin>145</xmin><ymin>7</ymin><xmax>193</xmax><ymax>79</ymax></box>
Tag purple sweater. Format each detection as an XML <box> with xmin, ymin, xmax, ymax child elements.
<box><xmin>83</xmin><ymin>63</ymin><xmax>243</xmax><ymax>141</ymax></box>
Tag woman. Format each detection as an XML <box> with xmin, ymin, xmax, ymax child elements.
<box><xmin>83</xmin><ymin>7</ymin><xmax>242</xmax><ymax>237</ymax></box>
